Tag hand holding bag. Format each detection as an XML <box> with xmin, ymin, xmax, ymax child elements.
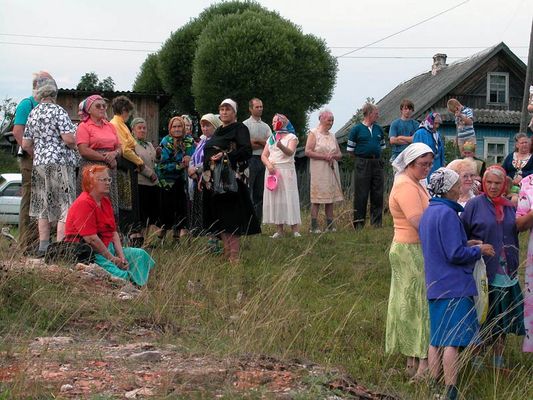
<box><xmin>212</xmin><ymin>153</ymin><xmax>238</xmax><ymax>195</ymax></box>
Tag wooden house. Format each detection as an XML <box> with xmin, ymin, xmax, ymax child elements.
<box><xmin>336</xmin><ymin>42</ymin><xmax>528</xmax><ymax>164</ymax></box>
<box><xmin>56</xmin><ymin>89</ymin><xmax>169</xmax><ymax>145</ymax></box>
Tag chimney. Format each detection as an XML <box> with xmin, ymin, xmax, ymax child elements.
<box><xmin>431</xmin><ymin>53</ymin><xmax>448</xmax><ymax>76</ymax></box>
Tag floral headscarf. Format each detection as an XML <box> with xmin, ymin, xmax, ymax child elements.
<box><xmin>78</xmin><ymin>94</ymin><xmax>105</xmax><ymax>122</ymax></box>
<box><xmin>419</xmin><ymin>112</ymin><xmax>442</xmax><ymax>133</ymax></box>
<box><xmin>427</xmin><ymin>167</ymin><xmax>459</xmax><ymax>197</ymax></box>
<box><xmin>269</xmin><ymin>113</ymin><xmax>295</xmax><ymax>145</ymax></box>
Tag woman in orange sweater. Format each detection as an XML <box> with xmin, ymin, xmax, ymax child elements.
<box><xmin>386</xmin><ymin>143</ymin><xmax>434</xmax><ymax>381</ymax></box>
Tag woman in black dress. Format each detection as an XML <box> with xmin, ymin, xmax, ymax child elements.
<box><xmin>202</xmin><ymin>99</ymin><xmax>261</xmax><ymax>263</ymax></box>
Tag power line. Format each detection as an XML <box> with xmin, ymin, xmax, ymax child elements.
<box><xmin>336</xmin><ymin>0</ymin><xmax>471</xmax><ymax>58</ymax></box>
<box><xmin>0</xmin><ymin>41</ymin><xmax>526</xmax><ymax>60</ymax></box>
<box><xmin>338</xmin><ymin>55</ymin><xmax>527</xmax><ymax>59</ymax></box>
<box><xmin>0</xmin><ymin>41</ymin><xmax>157</xmax><ymax>53</ymax></box>
<box><xmin>0</xmin><ymin>33</ymin><xmax>161</xmax><ymax>44</ymax></box>
<box><xmin>331</xmin><ymin>46</ymin><xmax>528</xmax><ymax>49</ymax></box>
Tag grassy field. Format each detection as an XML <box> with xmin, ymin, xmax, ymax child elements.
<box><xmin>0</xmin><ymin>201</ymin><xmax>531</xmax><ymax>399</ymax></box>
<box><xmin>0</xmin><ymin>152</ymin><xmax>531</xmax><ymax>398</ymax></box>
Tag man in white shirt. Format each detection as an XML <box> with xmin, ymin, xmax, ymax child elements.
<box><xmin>243</xmin><ymin>98</ymin><xmax>271</xmax><ymax>221</ymax></box>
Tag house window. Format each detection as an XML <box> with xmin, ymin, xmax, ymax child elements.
<box><xmin>484</xmin><ymin>137</ymin><xmax>508</xmax><ymax>164</ymax></box>
<box><xmin>487</xmin><ymin>72</ymin><xmax>509</xmax><ymax>105</ymax></box>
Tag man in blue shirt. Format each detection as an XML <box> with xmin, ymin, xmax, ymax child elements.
<box><xmin>347</xmin><ymin>103</ymin><xmax>386</xmax><ymax>229</ymax></box>
<box><xmin>389</xmin><ymin>99</ymin><xmax>419</xmax><ymax>162</ymax></box>
<box><xmin>12</xmin><ymin>71</ymin><xmax>52</xmax><ymax>253</ymax></box>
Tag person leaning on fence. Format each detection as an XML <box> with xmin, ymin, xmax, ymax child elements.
<box><xmin>305</xmin><ymin>109</ymin><xmax>343</xmax><ymax>233</ymax></box>
<box><xmin>386</xmin><ymin>143</ymin><xmax>434</xmax><ymax>382</ymax></box>
<box><xmin>419</xmin><ymin>167</ymin><xmax>494</xmax><ymax>400</ymax></box>
<box><xmin>346</xmin><ymin>103</ymin><xmax>385</xmax><ymax>229</ymax></box>
<box><xmin>64</xmin><ymin>165</ymin><xmax>155</xmax><ymax>286</ymax></box>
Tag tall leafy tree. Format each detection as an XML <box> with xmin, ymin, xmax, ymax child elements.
<box><xmin>156</xmin><ymin>1</ymin><xmax>279</xmax><ymax>113</ymax></box>
<box><xmin>76</xmin><ymin>72</ymin><xmax>115</xmax><ymax>91</ymax></box>
<box><xmin>192</xmin><ymin>10</ymin><xmax>337</xmax><ymax>133</ymax></box>
<box><xmin>133</xmin><ymin>53</ymin><xmax>164</xmax><ymax>93</ymax></box>
<box><xmin>133</xmin><ymin>1</ymin><xmax>337</xmax><ymax>133</ymax></box>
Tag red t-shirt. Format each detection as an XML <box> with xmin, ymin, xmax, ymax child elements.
<box><xmin>64</xmin><ymin>192</ymin><xmax>116</xmax><ymax>246</ymax></box>
<box><xmin>76</xmin><ymin>119</ymin><xmax>120</xmax><ymax>151</ymax></box>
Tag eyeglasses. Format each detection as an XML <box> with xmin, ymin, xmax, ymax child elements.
<box><xmin>94</xmin><ymin>103</ymin><xmax>107</xmax><ymax>110</ymax></box>
<box><xmin>414</xmin><ymin>161</ymin><xmax>433</xmax><ymax>169</ymax></box>
<box><xmin>97</xmin><ymin>177</ymin><xmax>112</xmax><ymax>183</ymax></box>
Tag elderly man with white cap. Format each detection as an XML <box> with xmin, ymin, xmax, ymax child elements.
<box><xmin>202</xmin><ymin>98</ymin><xmax>261</xmax><ymax>263</ymax></box>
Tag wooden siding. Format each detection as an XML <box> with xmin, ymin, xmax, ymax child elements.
<box><xmin>432</xmin><ymin>52</ymin><xmax>525</xmax><ymax>112</ymax></box>
<box><xmin>56</xmin><ymin>93</ymin><xmax>161</xmax><ymax>145</ymax></box>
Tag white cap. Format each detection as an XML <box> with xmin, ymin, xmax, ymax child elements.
<box><xmin>219</xmin><ymin>98</ymin><xmax>237</xmax><ymax>113</ymax></box>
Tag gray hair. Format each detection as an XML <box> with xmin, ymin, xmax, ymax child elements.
<box><xmin>33</xmin><ymin>77</ymin><xmax>58</xmax><ymax>102</ymax></box>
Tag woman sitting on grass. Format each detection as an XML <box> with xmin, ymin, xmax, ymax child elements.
<box><xmin>64</xmin><ymin>165</ymin><xmax>155</xmax><ymax>286</ymax></box>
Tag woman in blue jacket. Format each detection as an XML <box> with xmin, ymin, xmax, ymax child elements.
<box><xmin>419</xmin><ymin>168</ymin><xmax>494</xmax><ymax>400</ymax></box>
<box><xmin>412</xmin><ymin>113</ymin><xmax>445</xmax><ymax>180</ymax></box>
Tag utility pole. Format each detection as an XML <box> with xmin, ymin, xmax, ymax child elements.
<box><xmin>520</xmin><ymin>18</ymin><xmax>533</xmax><ymax>133</ymax></box>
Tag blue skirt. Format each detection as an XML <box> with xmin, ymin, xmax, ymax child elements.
<box><xmin>429</xmin><ymin>297</ymin><xmax>479</xmax><ymax>347</ymax></box>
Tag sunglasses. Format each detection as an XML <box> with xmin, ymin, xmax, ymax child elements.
<box><xmin>93</xmin><ymin>103</ymin><xmax>107</xmax><ymax>110</ymax></box>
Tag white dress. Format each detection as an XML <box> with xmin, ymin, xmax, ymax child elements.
<box><xmin>262</xmin><ymin>133</ymin><xmax>301</xmax><ymax>225</ymax></box>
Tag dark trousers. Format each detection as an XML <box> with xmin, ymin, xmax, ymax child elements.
<box><xmin>352</xmin><ymin>157</ymin><xmax>384</xmax><ymax>229</ymax></box>
<box><xmin>248</xmin><ymin>155</ymin><xmax>265</xmax><ymax>221</ymax></box>
<box><xmin>18</xmin><ymin>154</ymin><xmax>38</xmax><ymax>250</ymax></box>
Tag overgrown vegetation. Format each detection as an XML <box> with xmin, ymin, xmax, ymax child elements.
<box><xmin>0</xmin><ymin>206</ymin><xmax>531</xmax><ymax>399</ymax></box>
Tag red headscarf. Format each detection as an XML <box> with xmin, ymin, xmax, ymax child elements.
<box><xmin>482</xmin><ymin>165</ymin><xmax>513</xmax><ymax>223</ymax></box>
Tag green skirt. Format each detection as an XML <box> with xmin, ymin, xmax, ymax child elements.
<box><xmin>386</xmin><ymin>242</ymin><xmax>429</xmax><ymax>358</ymax></box>
<box><xmin>482</xmin><ymin>283</ymin><xmax>525</xmax><ymax>338</ymax></box>
<box><xmin>95</xmin><ymin>243</ymin><xmax>155</xmax><ymax>286</ymax></box>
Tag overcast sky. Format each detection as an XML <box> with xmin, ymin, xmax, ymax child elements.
<box><xmin>1</xmin><ymin>0</ymin><xmax>531</xmax><ymax>132</ymax></box>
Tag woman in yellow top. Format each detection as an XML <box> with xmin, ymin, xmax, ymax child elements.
<box><xmin>109</xmin><ymin>95</ymin><xmax>143</xmax><ymax>245</ymax></box>
<box><xmin>386</xmin><ymin>143</ymin><xmax>434</xmax><ymax>381</ymax></box>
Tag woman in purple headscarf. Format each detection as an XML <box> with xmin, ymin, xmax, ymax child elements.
<box><xmin>76</xmin><ymin>94</ymin><xmax>121</xmax><ymax>214</ymax></box>
<box><xmin>187</xmin><ymin>113</ymin><xmax>222</xmax><ymax>235</ymax></box>
<box><xmin>412</xmin><ymin>112</ymin><xmax>445</xmax><ymax>180</ymax></box>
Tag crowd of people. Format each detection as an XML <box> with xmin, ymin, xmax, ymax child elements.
<box><xmin>383</xmin><ymin>96</ymin><xmax>533</xmax><ymax>399</ymax></box>
<box><xmin>11</xmin><ymin>70</ymin><xmax>533</xmax><ymax>399</ymax></box>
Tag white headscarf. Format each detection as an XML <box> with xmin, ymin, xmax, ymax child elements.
<box><xmin>392</xmin><ymin>143</ymin><xmax>434</xmax><ymax>174</ymax></box>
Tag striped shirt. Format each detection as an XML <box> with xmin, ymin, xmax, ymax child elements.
<box><xmin>455</xmin><ymin>106</ymin><xmax>475</xmax><ymax>139</ymax></box>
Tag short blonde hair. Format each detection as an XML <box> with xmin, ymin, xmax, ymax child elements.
<box><xmin>447</xmin><ymin>98</ymin><xmax>461</xmax><ymax>112</ymax></box>
<box><xmin>447</xmin><ymin>158</ymin><xmax>476</xmax><ymax>175</ymax></box>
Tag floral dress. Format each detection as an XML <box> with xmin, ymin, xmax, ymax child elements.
<box><xmin>516</xmin><ymin>174</ymin><xmax>533</xmax><ymax>352</ymax></box>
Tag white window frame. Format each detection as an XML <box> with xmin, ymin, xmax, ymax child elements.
<box><xmin>486</xmin><ymin>72</ymin><xmax>509</xmax><ymax>105</ymax></box>
<box><xmin>483</xmin><ymin>137</ymin><xmax>508</xmax><ymax>165</ymax></box>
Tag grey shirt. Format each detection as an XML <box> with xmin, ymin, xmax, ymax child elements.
<box><xmin>243</xmin><ymin>116</ymin><xmax>271</xmax><ymax>156</ymax></box>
